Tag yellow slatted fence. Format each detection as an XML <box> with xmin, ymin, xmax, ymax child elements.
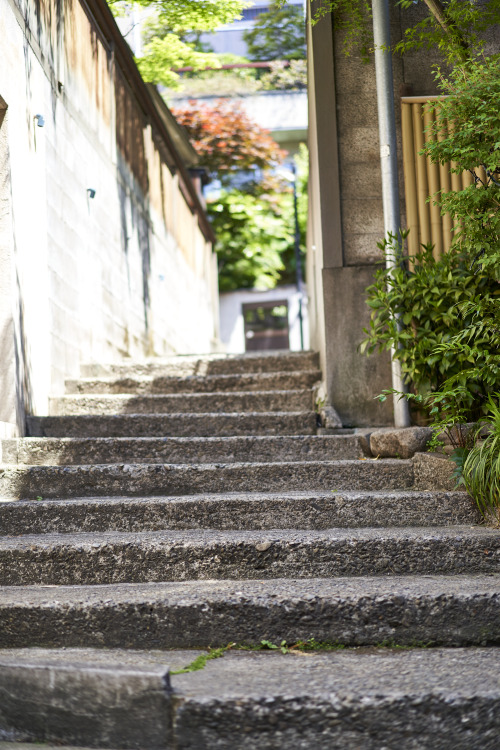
<box><xmin>401</xmin><ymin>95</ymin><xmax>476</xmax><ymax>260</ymax></box>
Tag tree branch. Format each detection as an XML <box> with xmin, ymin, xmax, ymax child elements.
<box><xmin>422</xmin><ymin>0</ymin><xmax>469</xmax><ymax>55</ymax></box>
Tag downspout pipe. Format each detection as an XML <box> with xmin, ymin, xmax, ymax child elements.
<box><xmin>372</xmin><ymin>0</ymin><xmax>411</xmax><ymax>427</ymax></box>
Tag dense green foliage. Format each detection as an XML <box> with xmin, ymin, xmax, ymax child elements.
<box><xmin>244</xmin><ymin>3</ymin><xmax>306</xmax><ymax>62</ymax></box>
<box><xmin>108</xmin><ymin>0</ymin><xmax>245</xmax><ymax>88</ymax></box>
<box><xmin>364</xmin><ymin>52</ymin><xmax>500</xmax><ymax>426</ymax></box>
<box><xmin>286</xmin><ymin>0</ymin><xmax>500</xmax><ymax>64</ymax></box>
<box><xmin>423</xmin><ymin>58</ymin><xmax>500</xmax><ymax>276</ymax></box>
<box><xmin>172</xmin><ymin>98</ymin><xmax>308</xmax><ymax>291</ymax></box>
<box><xmin>208</xmin><ymin>190</ymin><xmax>290</xmax><ymax>291</ymax></box>
<box><xmin>208</xmin><ymin>145</ymin><xmax>308</xmax><ymax>291</ymax></box>
<box><xmin>361</xmin><ymin>241</ymin><xmax>500</xmax><ymax>402</ymax></box>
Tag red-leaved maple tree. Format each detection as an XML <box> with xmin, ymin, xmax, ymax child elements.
<box><xmin>172</xmin><ymin>99</ymin><xmax>286</xmax><ymax>178</ymax></box>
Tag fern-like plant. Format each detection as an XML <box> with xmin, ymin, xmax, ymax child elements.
<box><xmin>462</xmin><ymin>397</ymin><xmax>500</xmax><ymax>520</ymax></box>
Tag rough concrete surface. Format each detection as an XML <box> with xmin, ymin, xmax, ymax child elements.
<box><xmin>1</xmin><ymin>526</ymin><xmax>499</xmax><ymax>585</ymax></box>
<box><xmin>26</xmin><ymin>412</ymin><xmax>318</xmax><ymax>438</ymax></box>
<box><xmin>80</xmin><ymin>351</ymin><xmax>320</xmax><ymax>378</ymax></box>
<box><xmin>0</xmin><ymin>744</ymin><xmax>100</xmax><ymax>750</ymax></box>
<box><xmin>1</xmin><ymin>434</ymin><xmax>363</xmax><ymax>466</ymax></box>
<box><xmin>49</xmin><ymin>389</ymin><xmax>314</xmax><ymax>416</ymax></box>
<box><xmin>0</xmin><ymin>491</ymin><xmax>479</xmax><ymax>536</ymax></box>
<box><xmin>0</xmin><ymin>459</ymin><xmax>415</xmax><ymax>500</ymax></box>
<box><xmin>65</xmin><ymin>370</ymin><xmax>322</xmax><ymax>395</ymax></box>
<box><xmin>3</xmin><ymin>346</ymin><xmax>499</xmax><ymax>749</ymax></box>
<box><xmin>0</xmin><ymin>651</ymin><xmax>172</xmax><ymax>749</ymax></box>
<box><xmin>414</xmin><ymin>452</ymin><xmax>458</xmax><ymax>491</ymax></box>
<box><xmin>0</xmin><ymin>576</ymin><xmax>499</xmax><ymax>649</ymax></box>
<box><xmin>370</xmin><ymin>426</ymin><xmax>432</xmax><ymax>458</ymax></box>
<box><xmin>171</xmin><ymin>649</ymin><xmax>500</xmax><ymax>749</ymax></box>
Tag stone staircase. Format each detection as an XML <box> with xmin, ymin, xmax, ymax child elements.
<box><xmin>0</xmin><ymin>350</ymin><xmax>499</xmax><ymax>749</ymax></box>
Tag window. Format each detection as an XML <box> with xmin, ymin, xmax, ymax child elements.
<box><xmin>240</xmin><ymin>7</ymin><xmax>269</xmax><ymax>22</ymax></box>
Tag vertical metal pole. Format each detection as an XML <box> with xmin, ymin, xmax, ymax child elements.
<box><xmin>372</xmin><ymin>0</ymin><xmax>411</xmax><ymax>427</ymax></box>
<box><xmin>292</xmin><ymin>163</ymin><xmax>304</xmax><ymax>350</ymax></box>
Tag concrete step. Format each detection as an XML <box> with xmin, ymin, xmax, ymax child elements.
<box><xmin>2</xmin><ymin>647</ymin><xmax>500</xmax><ymax>749</ymax></box>
<box><xmin>27</xmin><ymin>411</ymin><xmax>318</xmax><ymax>438</ymax></box>
<box><xmin>80</xmin><ymin>350</ymin><xmax>320</xmax><ymax>378</ymax></box>
<box><xmin>168</xmin><ymin>648</ymin><xmax>500</xmax><ymax>749</ymax></box>
<box><xmin>0</xmin><ymin>744</ymin><xmax>101</xmax><ymax>750</ymax></box>
<box><xmin>49</xmin><ymin>390</ymin><xmax>314</xmax><ymax>416</ymax></box>
<box><xmin>0</xmin><ymin>647</ymin><xmax>181</xmax><ymax>749</ymax></box>
<box><xmin>1</xmin><ymin>575</ymin><xmax>499</xmax><ymax>649</ymax></box>
<box><xmin>0</xmin><ymin>459</ymin><xmax>414</xmax><ymax>499</ymax></box>
<box><xmin>0</xmin><ymin>491</ymin><xmax>478</xmax><ymax>536</ymax></box>
<box><xmin>65</xmin><ymin>369</ymin><xmax>322</xmax><ymax>395</ymax></box>
<box><xmin>1</xmin><ymin>435</ymin><xmax>363</xmax><ymax>466</ymax></box>
<box><xmin>1</xmin><ymin>526</ymin><xmax>499</xmax><ymax>585</ymax></box>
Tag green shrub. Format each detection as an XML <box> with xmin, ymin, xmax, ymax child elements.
<box><xmin>361</xmin><ymin>236</ymin><xmax>500</xmax><ymax>422</ymax></box>
<box><xmin>462</xmin><ymin>397</ymin><xmax>500</xmax><ymax>519</ymax></box>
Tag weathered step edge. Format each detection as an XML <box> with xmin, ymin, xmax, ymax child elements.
<box><xmin>49</xmin><ymin>390</ymin><xmax>314</xmax><ymax>416</ymax></box>
<box><xmin>0</xmin><ymin>460</ymin><xmax>414</xmax><ymax>499</ymax></box>
<box><xmin>1</xmin><ymin>435</ymin><xmax>363</xmax><ymax>466</ymax></box>
<box><xmin>80</xmin><ymin>351</ymin><xmax>320</xmax><ymax>377</ymax></box>
<box><xmin>1</xmin><ymin>576</ymin><xmax>499</xmax><ymax>649</ymax></box>
<box><xmin>26</xmin><ymin>412</ymin><xmax>318</xmax><ymax>438</ymax></box>
<box><xmin>0</xmin><ymin>657</ymin><xmax>172</xmax><ymax>749</ymax></box>
<box><xmin>1</xmin><ymin>526</ymin><xmax>499</xmax><ymax>585</ymax></box>
<box><xmin>0</xmin><ymin>491</ymin><xmax>479</xmax><ymax>536</ymax></box>
<box><xmin>65</xmin><ymin>369</ymin><xmax>322</xmax><ymax>395</ymax></box>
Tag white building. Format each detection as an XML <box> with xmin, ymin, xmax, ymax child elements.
<box><xmin>219</xmin><ymin>286</ymin><xmax>309</xmax><ymax>353</ymax></box>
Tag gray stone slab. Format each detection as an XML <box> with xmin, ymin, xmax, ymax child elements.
<box><xmin>414</xmin><ymin>451</ymin><xmax>457</xmax><ymax>491</ymax></box>
<box><xmin>1</xmin><ymin>434</ymin><xmax>363</xmax><ymax>466</ymax></box>
<box><xmin>0</xmin><ymin>575</ymin><xmax>499</xmax><ymax>649</ymax></box>
<box><xmin>27</xmin><ymin>412</ymin><xmax>318</xmax><ymax>438</ymax></box>
<box><xmin>0</xmin><ymin>459</ymin><xmax>414</xmax><ymax>500</ymax></box>
<box><xmin>80</xmin><ymin>351</ymin><xmax>320</xmax><ymax>378</ymax></box>
<box><xmin>370</xmin><ymin>426</ymin><xmax>432</xmax><ymax>458</ymax></box>
<box><xmin>0</xmin><ymin>649</ymin><xmax>172</xmax><ymax>749</ymax></box>
<box><xmin>49</xmin><ymin>390</ymin><xmax>314</xmax><ymax>416</ymax></box>
<box><xmin>0</xmin><ymin>744</ymin><xmax>100</xmax><ymax>749</ymax></box>
<box><xmin>1</xmin><ymin>526</ymin><xmax>499</xmax><ymax>585</ymax></box>
<box><xmin>65</xmin><ymin>370</ymin><xmax>322</xmax><ymax>395</ymax></box>
<box><xmin>0</xmin><ymin>491</ymin><xmax>479</xmax><ymax>536</ymax></box>
<box><xmin>171</xmin><ymin>648</ymin><xmax>500</xmax><ymax>749</ymax></box>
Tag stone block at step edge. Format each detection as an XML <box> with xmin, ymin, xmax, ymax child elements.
<box><xmin>370</xmin><ymin>426</ymin><xmax>432</xmax><ymax>459</ymax></box>
<box><xmin>413</xmin><ymin>452</ymin><xmax>459</xmax><ymax>492</ymax></box>
<box><xmin>319</xmin><ymin>406</ymin><xmax>343</xmax><ymax>429</ymax></box>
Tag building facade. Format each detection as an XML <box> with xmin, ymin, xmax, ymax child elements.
<box><xmin>306</xmin><ymin>1</ymin><xmax>500</xmax><ymax>427</ymax></box>
<box><xmin>0</xmin><ymin>0</ymin><xmax>219</xmax><ymax>437</ymax></box>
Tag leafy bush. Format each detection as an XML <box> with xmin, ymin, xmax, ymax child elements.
<box><xmin>208</xmin><ymin>145</ymin><xmax>308</xmax><ymax>292</ymax></box>
<box><xmin>361</xmin><ymin>237</ymin><xmax>500</xmax><ymax>420</ymax></box>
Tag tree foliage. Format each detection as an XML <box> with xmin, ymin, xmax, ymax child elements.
<box><xmin>244</xmin><ymin>2</ymin><xmax>306</xmax><ymax>61</ymax></box>
<box><xmin>108</xmin><ymin>0</ymin><xmax>246</xmax><ymax>88</ymax></box>
<box><xmin>171</xmin><ymin>99</ymin><xmax>286</xmax><ymax>182</ymax></box>
<box><xmin>171</xmin><ymin>98</ymin><xmax>307</xmax><ymax>291</ymax></box>
<box><xmin>423</xmin><ymin>57</ymin><xmax>500</xmax><ymax>277</ymax></box>
<box><xmin>208</xmin><ymin>190</ymin><xmax>291</xmax><ymax>291</ymax></box>
<box><xmin>278</xmin><ymin>0</ymin><xmax>500</xmax><ymax>65</ymax></box>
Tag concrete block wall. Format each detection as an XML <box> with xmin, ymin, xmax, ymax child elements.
<box><xmin>0</xmin><ymin>0</ymin><xmax>219</xmax><ymax>435</ymax></box>
<box><xmin>306</xmin><ymin>2</ymin><xmax>451</xmax><ymax>427</ymax></box>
